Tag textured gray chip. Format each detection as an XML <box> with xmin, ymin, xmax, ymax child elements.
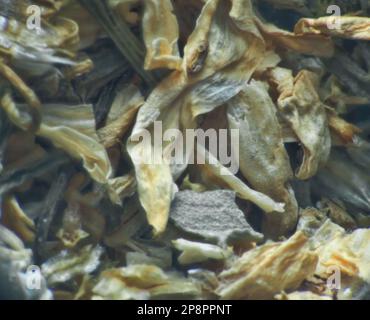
<box><xmin>170</xmin><ymin>190</ymin><xmax>263</xmax><ymax>245</ymax></box>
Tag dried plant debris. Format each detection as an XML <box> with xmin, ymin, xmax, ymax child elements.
<box><xmin>0</xmin><ymin>225</ymin><xmax>51</xmax><ymax>299</ymax></box>
<box><xmin>0</xmin><ymin>0</ymin><xmax>369</xmax><ymax>300</ymax></box>
<box><xmin>170</xmin><ymin>190</ymin><xmax>263</xmax><ymax>245</ymax></box>
<box><xmin>309</xmin><ymin>220</ymin><xmax>370</xmax><ymax>300</ymax></box>
<box><xmin>227</xmin><ymin>80</ymin><xmax>298</xmax><ymax>237</ymax></box>
<box><xmin>172</xmin><ymin>239</ymin><xmax>233</xmax><ymax>265</ymax></box>
<box><xmin>41</xmin><ymin>245</ymin><xmax>103</xmax><ymax>286</ymax></box>
<box><xmin>92</xmin><ymin>264</ymin><xmax>201</xmax><ymax>300</ymax></box>
<box><xmin>216</xmin><ymin>231</ymin><xmax>318</xmax><ymax>299</ymax></box>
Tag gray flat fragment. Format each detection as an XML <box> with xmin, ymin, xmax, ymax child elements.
<box><xmin>170</xmin><ymin>190</ymin><xmax>263</xmax><ymax>245</ymax></box>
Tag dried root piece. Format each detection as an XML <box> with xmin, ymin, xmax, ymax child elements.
<box><xmin>109</xmin><ymin>0</ymin><xmax>140</xmax><ymax>25</ymax></box>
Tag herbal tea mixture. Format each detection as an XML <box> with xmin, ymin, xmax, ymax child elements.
<box><xmin>0</xmin><ymin>0</ymin><xmax>369</xmax><ymax>300</ymax></box>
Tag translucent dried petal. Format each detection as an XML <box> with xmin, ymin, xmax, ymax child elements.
<box><xmin>92</xmin><ymin>264</ymin><xmax>201</xmax><ymax>300</ymax></box>
<box><xmin>1</xmin><ymin>101</ymin><xmax>113</xmax><ymax>184</ymax></box>
<box><xmin>295</xmin><ymin>17</ymin><xmax>370</xmax><ymax>41</ymax></box>
<box><xmin>142</xmin><ymin>0</ymin><xmax>182</xmax><ymax>70</ymax></box>
<box><xmin>41</xmin><ymin>245</ymin><xmax>103</xmax><ymax>285</ymax></box>
<box><xmin>268</xmin><ymin>68</ymin><xmax>331</xmax><ymax>179</ymax></box>
<box><xmin>216</xmin><ymin>231</ymin><xmax>318</xmax><ymax>299</ymax></box>
<box><xmin>255</xmin><ymin>17</ymin><xmax>334</xmax><ymax>57</ymax></box>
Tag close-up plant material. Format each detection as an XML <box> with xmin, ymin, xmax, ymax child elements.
<box><xmin>0</xmin><ymin>0</ymin><xmax>369</xmax><ymax>301</ymax></box>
